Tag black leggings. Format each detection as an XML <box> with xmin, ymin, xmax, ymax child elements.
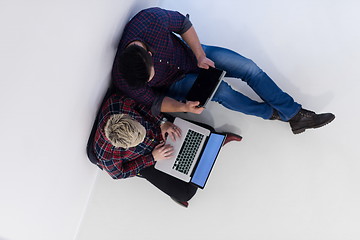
<box><xmin>139</xmin><ymin>165</ymin><xmax>198</xmax><ymax>202</ymax></box>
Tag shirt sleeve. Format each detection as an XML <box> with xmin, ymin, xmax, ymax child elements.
<box><xmin>151</xmin><ymin>94</ymin><xmax>165</xmax><ymax>116</ymax></box>
<box><xmin>179</xmin><ymin>14</ymin><xmax>192</xmax><ymax>35</ymax></box>
<box><xmin>143</xmin><ymin>7</ymin><xmax>192</xmax><ymax>34</ymax></box>
<box><xmin>101</xmin><ymin>152</ymin><xmax>155</xmax><ymax>179</ymax></box>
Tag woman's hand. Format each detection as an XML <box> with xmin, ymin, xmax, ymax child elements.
<box><xmin>152</xmin><ymin>143</ymin><xmax>174</xmax><ymax>161</ymax></box>
<box><xmin>160</xmin><ymin>122</ymin><xmax>182</xmax><ymax>141</ymax></box>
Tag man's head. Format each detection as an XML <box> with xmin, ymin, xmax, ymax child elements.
<box><xmin>119</xmin><ymin>43</ymin><xmax>155</xmax><ymax>88</ymax></box>
<box><xmin>104</xmin><ymin>114</ymin><xmax>146</xmax><ymax>149</ymax></box>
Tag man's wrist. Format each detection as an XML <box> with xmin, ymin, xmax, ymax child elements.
<box><xmin>181</xmin><ymin>102</ymin><xmax>190</xmax><ymax>112</ymax></box>
<box><xmin>195</xmin><ymin>51</ymin><xmax>206</xmax><ymax>61</ymax></box>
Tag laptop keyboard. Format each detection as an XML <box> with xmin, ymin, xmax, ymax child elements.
<box><xmin>172</xmin><ymin>129</ymin><xmax>204</xmax><ymax>175</ymax></box>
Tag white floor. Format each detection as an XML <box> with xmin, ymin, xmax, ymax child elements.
<box><xmin>1</xmin><ymin>0</ymin><xmax>357</xmax><ymax>240</ymax></box>
<box><xmin>75</xmin><ymin>1</ymin><xmax>360</xmax><ymax>240</ymax></box>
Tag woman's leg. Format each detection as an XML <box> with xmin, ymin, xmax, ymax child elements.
<box><xmin>203</xmin><ymin>45</ymin><xmax>301</xmax><ymax>121</ymax></box>
<box><xmin>139</xmin><ymin>165</ymin><xmax>197</xmax><ymax>202</ymax></box>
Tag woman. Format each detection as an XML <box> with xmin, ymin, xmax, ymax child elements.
<box><xmin>92</xmin><ymin>93</ymin><xmax>241</xmax><ymax>207</ymax></box>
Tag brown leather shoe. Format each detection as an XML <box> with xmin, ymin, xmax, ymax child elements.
<box><xmin>223</xmin><ymin>133</ymin><xmax>242</xmax><ymax>145</ymax></box>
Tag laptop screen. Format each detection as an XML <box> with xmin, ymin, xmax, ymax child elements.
<box><xmin>191</xmin><ymin>133</ymin><xmax>225</xmax><ymax>188</ymax></box>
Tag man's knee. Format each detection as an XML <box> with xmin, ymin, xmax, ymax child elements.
<box><xmin>242</xmin><ymin>60</ymin><xmax>263</xmax><ymax>80</ymax></box>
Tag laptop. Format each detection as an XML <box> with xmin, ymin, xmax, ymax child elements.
<box><xmin>186</xmin><ymin>67</ymin><xmax>226</xmax><ymax>108</ymax></box>
<box><xmin>155</xmin><ymin>117</ymin><xmax>225</xmax><ymax>189</ymax></box>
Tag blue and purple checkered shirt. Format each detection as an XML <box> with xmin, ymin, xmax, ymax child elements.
<box><xmin>112</xmin><ymin>7</ymin><xmax>198</xmax><ymax>115</ymax></box>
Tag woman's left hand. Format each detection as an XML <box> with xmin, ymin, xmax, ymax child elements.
<box><xmin>160</xmin><ymin>122</ymin><xmax>182</xmax><ymax>141</ymax></box>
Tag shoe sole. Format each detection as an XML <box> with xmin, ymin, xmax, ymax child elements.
<box><xmin>292</xmin><ymin>115</ymin><xmax>335</xmax><ymax>134</ymax></box>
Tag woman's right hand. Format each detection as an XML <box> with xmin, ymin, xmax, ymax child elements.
<box><xmin>152</xmin><ymin>143</ymin><xmax>174</xmax><ymax>161</ymax></box>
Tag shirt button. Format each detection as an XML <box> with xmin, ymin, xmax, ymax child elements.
<box><xmin>159</xmin><ymin>59</ymin><xmax>162</xmax><ymax>62</ymax></box>
<box><xmin>167</xmin><ymin>61</ymin><xmax>169</xmax><ymax>64</ymax></box>
<box><xmin>177</xmin><ymin>67</ymin><xmax>180</xmax><ymax>69</ymax></box>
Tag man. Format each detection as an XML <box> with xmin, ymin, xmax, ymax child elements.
<box><xmin>112</xmin><ymin>7</ymin><xmax>335</xmax><ymax>134</ymax></box>
<box><xmin>93</xmin><ymin>93</ymin><xmax>241</xmax><ymax>207</ymax></box>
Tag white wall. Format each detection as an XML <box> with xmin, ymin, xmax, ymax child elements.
<box><xmin>75</xmin><ymin>1</ymin><xmax>360</xmax><ymax>240</ymax></box>
<box><xmin>0</xmin><ymin>1</ymin><xmax>158</xmax><ymax>240</ymax></box>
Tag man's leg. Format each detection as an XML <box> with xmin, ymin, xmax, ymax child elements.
<box><xmin>166</xmin><ymin>74</ymin><xmax>198</xmax><ymax>102</ymax></box>
<box><xmin>167</xmin><ymin>72</ymin><xmax>275</xmax><ymax>120</ymax></box>
<box><xmin>168</xmin><ymin>45</ymin><xmax>334</xmax><ymax>133</ymax></box>
<box><xmin>202</xmin><ymin>45</ymin><xmax>302</xmax><ymax>121</ymax></box>
<box><xmin>203</xmin><ymin>45</ymin><xmax>335</xmax><ymax>133</ymax></box>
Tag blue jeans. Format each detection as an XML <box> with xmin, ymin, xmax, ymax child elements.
<box><xmin>167</xmin><ymin>45</ymin><xmax>301</xmax><ymax>121</ymax></box>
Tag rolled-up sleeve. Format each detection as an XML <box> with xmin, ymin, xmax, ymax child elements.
<box><xmin>151</xmin><ymin>94</ymin><xmax>165</xmax><ymax>116</ymax></box>
<box><xmin>145</xmin><ymin>7</ymin><xmax>192</xmax><ymax>34</ymax></box>
<box><xmin>178</xmin><ymin>14</ymin><xmax>192</xmax><ymax>34</ymax></box>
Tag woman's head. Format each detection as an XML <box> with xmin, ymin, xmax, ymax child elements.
<box><xmin>104</xmin><ymin>114</ymin><xmax>146</xmax><ymax>149</ymax></box>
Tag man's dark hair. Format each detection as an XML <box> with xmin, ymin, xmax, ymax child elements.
<box><xmin>118</xmin><ymin>44</ymin><xmax>153</xmax><ymax>88</ymax></box>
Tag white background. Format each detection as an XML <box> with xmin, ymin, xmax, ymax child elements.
<box><xmin>0</xmin><ymin>0</ymin><xmax>157</xmax><ymax>240</ymax></box>
<box><xmin>1</xmin><ymin>0</ymin><xmax>359</xmax><ymax>240</ymax></box>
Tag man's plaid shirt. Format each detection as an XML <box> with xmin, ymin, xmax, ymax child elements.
<box><xmin>112</xmin><ymin>7</ymin><xmax>198</xmax><ymax>114</ymax></box>
<box><xmin>93</xmin><ymin>94</ymin><xmax>164</xmax><ymax>179</ymax></box>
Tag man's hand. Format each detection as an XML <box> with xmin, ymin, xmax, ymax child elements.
<box><xmin>152</xmin><ymin>143</ymin><xmax>174</xmax><ymax>161</ymax></box>
<box><xmin>185</xmin><ymin>101</ymin><xmax>205</xmax><ymax>114</ymax></box>
<box><xmin>197</xmin><ymin>55</ymin><xmax>215</xmax><ymax>69</ymax></box>
<box><xmin>160</xmin><ymin>122</ymin><xmax>182</xmax><ymax>141</ymax></box>
<box><xmin>161</xmin><ymin>97</ymin><xmax>204</xmax><ymax>114</ymax></box>
<box><xmin>181</xmin><ymin>26</ymin><xmax>215</xmax><ymax>69</ymax></box>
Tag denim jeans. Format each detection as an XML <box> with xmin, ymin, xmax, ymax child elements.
<box><xmin>167</xmin><ymin>45</ymin><xmax>301</xmax><ymax>121</ymax></box>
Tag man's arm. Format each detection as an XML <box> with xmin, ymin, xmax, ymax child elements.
<box><xmin>160</xmin><ymin>96</ymin><xmax>204</xmax><ymax>114</ymax></box>
<box><xmin>180</xmin><ymin>26</ymin><xmax>215</xmax><ymax>69</ymax></box>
